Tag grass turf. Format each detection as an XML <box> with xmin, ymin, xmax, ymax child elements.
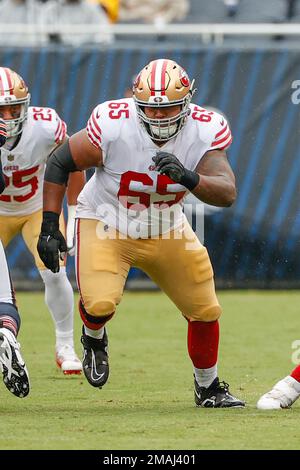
<box><xmin>0</xmin><ymin>291</ymin><xmax>299</xmax><ymax>450</ymax></box>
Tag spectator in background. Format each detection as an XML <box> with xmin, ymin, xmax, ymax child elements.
<box><xmin>287</xmin><ymin>0</ymin><xmax>300</xmax><ymax>21</ymax></box>
<box><xmin>44</xmin><ymin>0</ymin><xmax>113</xmax><ymax>45</ymax></box>
<box><xmin>0</xmin><ymin>0</ymin><xmax>46</xmax><ymax>45</ymax></box>
<box><xmin>223</xmin><ymin>0</ymin><xmax>238</xmax><ymax>17</ymax></box>
<box><xmin>232</xmin><ymin>0</ymin><xmax>286</xmax><ymax>23</ymax></box>
<box><xmin>88</xmin><ymin>0</ymin><xmax>119</xmax><ymax>22</ymax></box>
<box><xmin>119</xmin><ymin>0</ymin><xmax>189</xmax><ymax>26</ymax></box>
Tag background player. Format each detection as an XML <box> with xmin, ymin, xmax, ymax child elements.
<box><xmin>0</xmin><ymin>117</ymin><xmax>30</xmax><ymax>398</ymax></box>
<box><xmin>257</xmin><ymin>365</ymin><xmax>300</xmax><ymax>409</ymax></box>
<box><xmin>37</xmin><ymin>58</ymin><xmax>244</xmax><ymax>407</ymax></box>
<box><xmin>0</xmin><ymin>67</ymin><xmax>84</xmax><ymax>375</ymax></box>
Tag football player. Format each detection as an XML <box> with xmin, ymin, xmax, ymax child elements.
<box><xmin>0</xmin><ymin>67</ymin><xmax>84</xmax><ymax>375</ymax></box>
<box><xmin>0</xmin><ymin>118</ymin><xmax>30</xmax><ymax>398</ymax></box>
<box><xmin>257</xmin><ymin>365</ymin><xmax>300</xmax><ymax>409</ymax></box>
<box><xmin>37</xmin><ymin>59</ymin><xmax>245</xmax><ymax>407</ymax></box>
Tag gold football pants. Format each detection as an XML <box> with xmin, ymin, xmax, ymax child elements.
<box><xmin>0</xmin><ymin>209</ymin><xmax>65</xmax><ymax>270</ymax></box>
<box><xmin>76</xmin><ymin>219</ymin><xmax>221</xmax><ymax>322</ymax></box>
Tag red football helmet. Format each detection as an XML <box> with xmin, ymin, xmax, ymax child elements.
<box><xmin>133</xmin><ymin>58</ymin><xmax>195</xmax><ymax>142</ymax></box>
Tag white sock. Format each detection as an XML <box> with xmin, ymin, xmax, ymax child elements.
<box><xmin>39</xmin><ymin>267</ymin><xmax>74</xmax><ymax>350</ymax></box>
<box><xmin>84</xmin><ymin>325</ymin><xmax>104</xmax><ymax>340</ymax></box>
<box><xmin>194</xmin><ymin>364</ymin><xmax>218</xmax><ymax>388</ymax></box>
<box><xmin>287</xmin><ymin>376</ymin><xmax>300</xmax><ymax>393</ymax></box>
<box><xmin>55</xmin><ymin>330</ymin><xmax>74</xmax><ymax>351</ymax></box>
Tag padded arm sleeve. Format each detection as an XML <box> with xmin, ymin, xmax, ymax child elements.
<box><xmin>44</xmin><ymin>139</ymin><xmax>78</xmax><ymax>185</ymax></box>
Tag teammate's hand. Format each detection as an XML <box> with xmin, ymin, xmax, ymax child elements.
<box><xmin>66</xmin><ymin>205</ymin><xmax>76</xmax><ymax>256</ymax></box>
<box><xmin>0</xmin><ymin>118</ymin><xmax>7</xmax><ymax>148</ymax></box>
<box><xmin>37</xmin><ymin>212</ymin><xmax>67</xmax><ymax>273</ymax></box>
<box><xmin>152</xmin><ymin>151</ymin><xmax>200</xmax><ymax>190</ymax></box>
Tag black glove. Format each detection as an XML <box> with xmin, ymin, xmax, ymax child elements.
<box><xmin>0</xmin><ymin>119</ymin><xmax>7</xmax><ymax>148</ymax></box>
<box><xmin>37</xmin><ymin>212</ymin><xmax>67</xmax><ymax>273</ymax></box>
<box><xmin>152</xmin><ymin>152</ymin><xmax>200</xmax><ymax>190</ymax></box>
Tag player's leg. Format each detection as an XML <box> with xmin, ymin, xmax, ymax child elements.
<box><xmin>76</xmin><ymin>219</ymin><xmax>131</xmax><ymax>388</ymax></box>
<box><xmin>22</xmin><ymin>209</ymin><xmax>81</xmax><ymax>374</ymax></box>
<box><xmin>141</xmin><ymin>221</ymin><xmax>244</xmax><ymax>408</ymax></box>
<box><xmin>0</xmin><ymin>238</ymin><xmax>29</xmax><ymax>397</ymax></box>
<box><xmin>257</xmin><ymin>364</ymin><xmax>300</xmax><ymax>409</ymax></box>
<box><xmin>0</xmin><ymin>213</ymin><xmax>24</xmax><ymax>248</ymax></box>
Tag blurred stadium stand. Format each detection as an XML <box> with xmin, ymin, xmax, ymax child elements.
<box><xmin>1</xmin><ymin>1</ymin><xmax>300</xmax><ymax>288</ymax></box>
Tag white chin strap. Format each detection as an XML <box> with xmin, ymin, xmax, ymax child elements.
<box><xmin>150</xmin><ymin>123</ymin><xmax>178</xmax><ymax>139</ymax></box>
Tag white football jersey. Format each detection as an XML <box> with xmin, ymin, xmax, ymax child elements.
<box><xmin>77</xmin><ymin>98</ymin><xmax>232</xmax><ymax>238</ymax></box>
<box><xmin>0</xmin><ymin>107</ymin><xmax>66</xmax><ymax>216</ymax></box>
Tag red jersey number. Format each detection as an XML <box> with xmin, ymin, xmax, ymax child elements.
<box><xmin>32</xmin><ymin>108</ymin><xmax>53</xmax><ymax>121</ymax></box>
<box><xmin>191</xmin><ymin>106</ymin><xmax>213</xmax><ymax>123</ymax></box>
<box><xmin>108</xmin><ymin>102</ymin><xmax>129</xmax><ymax>120</ymax></box>
<box><xmin>0</xmin><ymin>166</ymin><xmax>39</xmax><ymax>203</ymax></box>
<box><xmin>118</xmin><ymin>171</ymin><xmax>186</xmax><ymax>210</ymax></box>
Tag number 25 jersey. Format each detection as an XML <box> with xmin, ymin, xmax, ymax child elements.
<box><xmin>77</xmin><ymin>98</ymin><xmax>232</xmax><ymax>238</ymax></box>
<box><xmin>0</xmin><ymin>107</ymin><xmax>66</xmax><ymax>216</ymax></box>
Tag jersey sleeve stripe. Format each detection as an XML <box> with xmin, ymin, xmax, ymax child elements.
<box><xmin>217</xmin><ymin>136</ymin><xmax>233</xmax><ymax>151</ymax></box>
<box><xmin>86</xmin><ymin>127</ymin><xmax>101</xmax><ymax>149</ymax></box>
<box><xmin>215</xmin><ymin>124</ymin><xmax>228</xmax><ymax>139</ymax></box>
<box><xmin>87</xmin><ymin>119</ymin><xmax>102</xmax><ymax>142</ymax></box>
<box><xmin>56</xmin><ymin>121</ymin><xmax>66</xmax><ymax>143</ymax></box>
<box><xmin>213</xmin><ymin>135</ymin><xmax>233</xmax><ymax>151</ymax></box>
<box><xmin>55</xmin><ymin>117</ymin><xmax>63</xmax><ymax>140</ymax></box>
<box><xmin>88</xmin><ymin>119</ymin><xmax>102</xmax><ymax>141</ymax></box>
<box><xmin>91</xmin><ymin>112</ymin><xmax>102</xmax><ymax>136</ymax></box>
<box><xmin>61</xmin><ymin>121</ymin><xmax>67</xmax><ymax>140</ymax></box>
<box><xmin>55</xmin><ymin>120</ymin><xmax>67</xmax><ymax>143</ymax></box>
<box><xmin>211</xmin><ymin>129</ymin><xmax>231</xmax><ymax>147</ymax></box>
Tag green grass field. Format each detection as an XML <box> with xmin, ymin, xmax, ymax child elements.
<box><xmin>0</xmin><ymin>291</ymin><xmax>299</xmax><ymax>450</ymax></box>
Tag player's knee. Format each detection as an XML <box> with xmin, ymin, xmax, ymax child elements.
<box><xmin>85</xmin><ymin>299</ymin><xmax>116</xmax><ymax>318</ymax></box>
<box><xmin>188</xmin><ymin>304</ymin><xmax>222</xmax><ymax>322</ymax></box>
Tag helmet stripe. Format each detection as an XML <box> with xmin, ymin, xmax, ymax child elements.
<box><xmin>4</xmin><ymin>68</ymin><xmax>13</xmax><ymax>93</ymax></box>
<box><xmin>160</xmin><ymin>59</ymin><xmax>168</xmax><ymax>96</ymax></box>
<box><xmin>154</xmin><ymin>59</ymin><xmax>163</xmax><ymax>94</ymax></box>
<box><xmin>0</xmin><ymin>68</ymin><xmax>12</xmax><ymax>96</ymax></box>
<box><xmin>154</xmin><ymin>59</ymin><xmax>164</xmax><ymax>96</ymax></box>
<box><xmin>150</xmin><ymin>61</ymin><xmax>157</xmax><ymax>96</ymax></box>
<box><xmin>0</xmin><ymin>69</ymin><xmax>7</xmax><ymax>95</ymax></box>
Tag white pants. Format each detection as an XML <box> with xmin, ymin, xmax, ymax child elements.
<box><xmin>0</xmin><ymin>238</ymin><xmax>15</xmax><ymax>304</ymax></box>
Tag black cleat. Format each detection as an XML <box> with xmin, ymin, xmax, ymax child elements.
<box><xmin>0</xmin><ymin>328</ymin><xmax>30</xmax><ymax>398</ymax></box>
<box><xmin>194</xmin><ymin>376</ymin><xmax>245</xmax><ymax>408</ymax></box>
<box><xmin>81</xmin><ymin>327</ymin><xmax>109</xmax><ymax>388</ymax></box>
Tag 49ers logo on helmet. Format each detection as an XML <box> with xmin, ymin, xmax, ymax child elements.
<box><xmin>179</xmin><ymin>69</ymin><xmax>190</xmax><ymax>87</ymax></box>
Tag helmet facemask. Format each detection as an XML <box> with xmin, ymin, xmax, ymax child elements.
<box><xmin>136</xmin><ymin>93</ymin><xmax>194</xmax><ymax>142</ymax></box>
<box><xmin>0</xmin><ymin>98</ymin><xmax>31</xmax><ymax>138</ymax></box>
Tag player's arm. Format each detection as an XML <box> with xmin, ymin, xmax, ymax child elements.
<box><xmin>152</xmin><ymin>149</ymin><xmax>236</xmax><ymax>207</ymax></box>
<box><xmin>38</xmin><ymin>130</ymin><xmax>103</xmax><ymax>273</ymax></box>
<box><xmin>0</xmin><ymin>118</ymin><xmax>7</xmax><ymax>194</ymax></box>
<box><xmin>66</xmin><ymin>165</ymin><xmax>86</xmax><ymax>255</ymax></box>
<box><xmin>190</xmin><ymin>150</ymin><xmax>236</xmax><ymax>206</ymax></box>
<box><xmin>43</xmin><ymin>129</ymin><xmax>102</xmax><ymax>213</ymax></box>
